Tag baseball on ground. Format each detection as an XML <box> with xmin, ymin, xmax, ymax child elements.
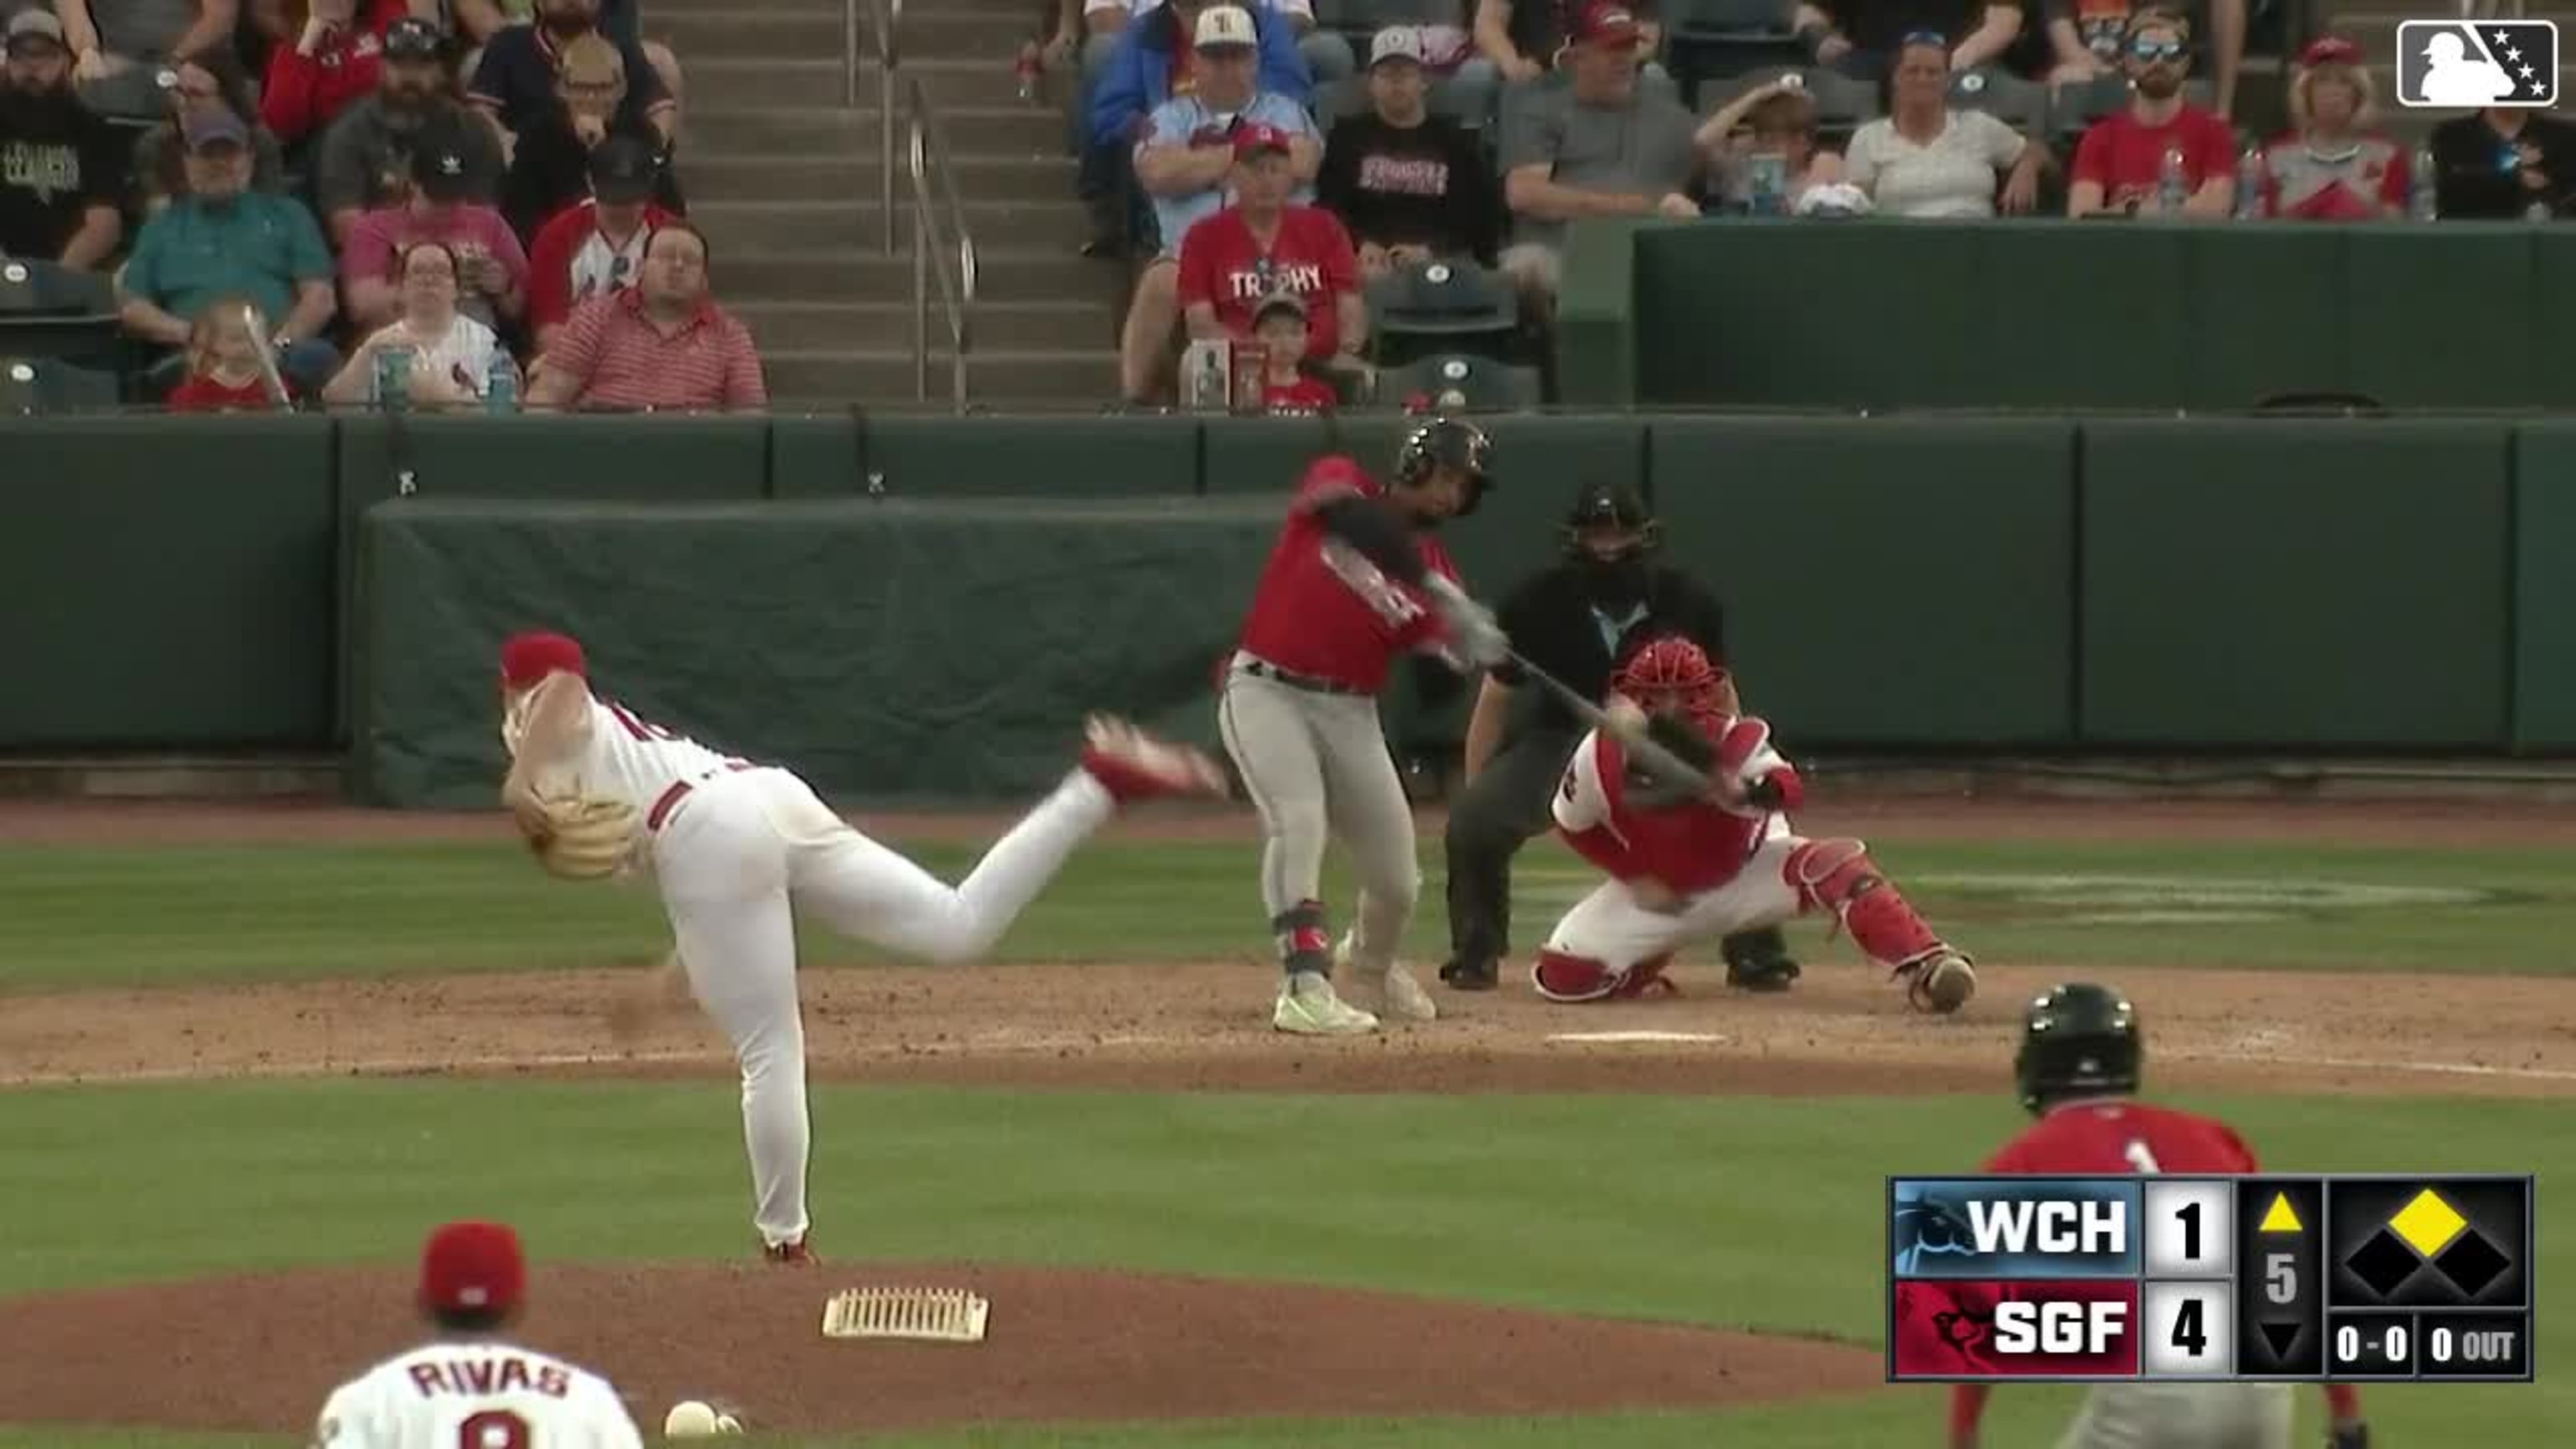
<box><xmin>662</xmin><ymin>1400</ymin><xmax>737</xmax><ymax>1436</ymax></box>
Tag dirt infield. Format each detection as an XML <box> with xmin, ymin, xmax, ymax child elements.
<box><xmin>0</xmin><ymin>1262</ymin><xmax>1885</xmax><ymax>1435</ymax></box>
<box><xmin>3</xmin><ymin>795</ymin><xmax>2570</xmax><ymax>1437</ymax></box>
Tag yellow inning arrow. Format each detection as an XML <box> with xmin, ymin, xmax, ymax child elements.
<box><xmin>2259</xmin><ymin>1193</ymin><xmax>2304</xmax><ymax>1234</ymax></box>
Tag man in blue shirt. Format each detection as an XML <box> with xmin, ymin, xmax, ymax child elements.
<box><xmin>116</xmin><ymin>110</ymin><xmax>341</xmax><ymax>395</ymax></box>
<box><xmin>1082</xmin><ymin>0</ymin><xmax>1308</xmax><ymax>254</ymax></box>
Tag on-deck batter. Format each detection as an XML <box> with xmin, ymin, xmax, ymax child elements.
<box><xmin>496</xmin><ymin>631</ymin><xmax>1227</xmax><ymax>1260</ymax></box>
<box><xmin>1954</xmin><ymin>985</ymin><xmax>2371</xmax><ymax>1449</ymax></box>
<box><xmin>1530</xmin><ymin>636</ymin><xmax>1978</xmax><ymax>1011</ymax></box>
<box><xmin>1218</xmin><ymin>418</ymin><xmax>1506</xmax><ymax>1036</ymax></box>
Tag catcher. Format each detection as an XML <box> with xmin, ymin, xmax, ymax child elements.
<box><xmin>497</xmin><ymin>631</ymin><xmax>1227</xmax><ymax>1263</ymax></box>
<box><xmin>1529</xmin><ymin>636</ymin><xmax>1977</xmax><ymax>1011</ymax></box>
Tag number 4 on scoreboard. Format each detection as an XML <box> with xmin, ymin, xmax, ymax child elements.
<box><xmin>2172</xmin><ymin>1296</ymin><xmax>2208</xmax><ymax>1356</ymax></box>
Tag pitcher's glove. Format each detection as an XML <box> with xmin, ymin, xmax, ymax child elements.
<box><xmin>520</xmin><ymin>795</ymin><xmax>640</xmax><ymax>880</ymax></box>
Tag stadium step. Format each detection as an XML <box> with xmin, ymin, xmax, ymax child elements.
<box><xmin>653</xmin><ymin>8</ymin><xmax>853</xmax><ymax>61</ymax></box>
<box><xmin>688</xmin><ymin>104</ymin><xmax>1060</xmax><ymax>156</ymax></box>
<box><xmin>720</xmin><ymin>247</ymin><xmax>1117</xmax><ymax>305</ymax></box>
<box><xmin>734</xmin><ymin>299</ymin><xmax>1109</xmax><ymax>352</ymax></box>
<box><xmin>685</xmin><ymin>153</ymin><xmax>1074</xmax><ymax>204</ymax></box>
<box><xmin>693</xmin><ymin>197</ymin><xmax>1091</xmax><ymax>250</ymax></box>
<box><xmin>762</xmin><ymin>347</ymin><xmax>1119</xmax><ymax>407</ymax></box>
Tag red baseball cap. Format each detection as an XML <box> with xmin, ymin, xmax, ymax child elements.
<box><xmin>1232</xmin><ymin>122</ymin><xmax>1296</xmax><ymax>158</ymax></box>
<box><xmin>1571</xmin><ymin>1</ymin><xmax>1643</xmax><ymax>46</ymax></box>
<box><xmin>499</xmin><ymin>631</ymin><xmax>586</xmax><ymax>688</ymax></box>
<box><xmin>418</xmin><ymin>1221</ymin><xmax>526</xmax><ymax>1317</ymax></box>
<box><xmin>2298</xmin><ymin>34</ymin><xmax>2360</xmax><ymax>66</ymax></box>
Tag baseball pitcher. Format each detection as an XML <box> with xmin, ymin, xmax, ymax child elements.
<box><xmin>311</xmin><ymin>1221</ymin><xmax>642</xmax><ymax>1447</ymax></box>
<box><xmin>497</xmin><ymin>631</ymin><xmax>1226</xmax><ymax>1261</ymax></box>
<box><xmin>1217</xmin><ymin>417</ymin><xmax>1509</xmax><ymax>1036</ymax></box>
<box><xmin>1956</xmin><ymin>985</ymin><xmax>2371</xmax><ymax>1449</ymax></box>
<box><xmin>1530</xmin><ymin>636</ymin><xmax>1976</xmax><ymax>1011</ymax></box>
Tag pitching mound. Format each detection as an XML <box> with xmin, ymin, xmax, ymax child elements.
<box><xmin>0</xmin><ymin>1262</ymin><xmax>1883</xmax><ymax>1435</ymax></box>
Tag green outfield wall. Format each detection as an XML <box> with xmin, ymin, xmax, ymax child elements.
<box><xmin>0</xmin><ymin>413</ymin><xmax>2563</xmax><ymax>802</ymax></box>
<box><xmin>1551</xmin><ymin>218</ymin><xmax>2576</xmax><ymax>412</ymax></box>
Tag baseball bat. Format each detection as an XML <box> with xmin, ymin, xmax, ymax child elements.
<box><xmin>239</xmin><ymin>302</ymin><xmax>292</xmax><ymax>411</ymax></box>
<box><xmin>1504</xmin><ymin>647</ymin><xmax>1717</xmax><ymax>797</ymax></box>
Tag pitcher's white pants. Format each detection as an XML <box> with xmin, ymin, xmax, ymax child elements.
<box><xmin>647</xmin><ymin>766</ymin><xmax>1115</xmax><ymax>1248</ymax></box>
<box><xmin>2056</xmin><ymin>1383</ymin><xmax>2293</xmax><ymax>1449</ymax></box>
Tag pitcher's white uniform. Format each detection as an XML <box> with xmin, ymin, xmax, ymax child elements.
<box><xmin>311</xmin><ymin>1340</ymin><xmax>641</xmax><ymax>1448</ymax></box>
<box><xmin>500</xmin><ymin>631</ymin><xmax>1218</xmax><ymax>1257</ymax></box>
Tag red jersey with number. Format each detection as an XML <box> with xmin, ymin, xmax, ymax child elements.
<box><xmin>1176</xmin><ymin>205</ymin><xmax>1359</xmax><ymax>361</ymax></box>
<box><xmin>1264</xmin><ymin>375</ymin><xmax>1337</xmax><ymax>413</ymax></box>
<box><xmin>1986</xmin><ymin>1099</ymin><xmax>2261</xmax><ymax>1176</ymax></box>
<box><xmin>1233</xmin><ymin>455</ymin><xmax>1457</xmax><ymax>693</ymax></box>
<box><xmin>2071</xmin><ymin>106</ymin><xmax>2239</xmax><ymax>212</ymax></box>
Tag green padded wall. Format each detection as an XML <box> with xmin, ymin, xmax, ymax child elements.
<box><xmin>1973</xmin><ymin>226</ymin><xmax>2189</xmax><ymax>410</ymax></box>
<box><xmin>1197</xmin><ymin>414</ymin><xmax>1415</xmax><ymax>496</ymax></box>
<box><xmin>2179</xmin><ymin>226</ymin><xmax>2348</xmax><ymax>409</ymax></box>
<box><xmin>2513</xmin><ymin>424</ymin><xmax>2576</xmax><ymax>750</ymax></box>
<box><xmin>2344</xmin><ymin>229</ymin><xmax>2538</xmax><ymax>410</ymax></box>
<box><xmin>1648</xmin><ymin>418</ymin><xmax>2079</xmax><ymax>745</ymax></box>
<box><xmin>832</xmin><ymin>414</ymin><xmax>1202</xmax><ymax>498</ymax></box>
<box><xmin>1555</xmin><ymin>217</ymin><xmax>1648</xmax><ymax>408</ymax></box>
<box><xmin>0</xmin><ymin>416</ymin><xmax>336</xmax><ymax>747</ymax></box>
<box><xmin>2079</xmin><ymin>419</ymin><xmax>2513</xmax><ymax>747</ymax></box>
<box><xmin>765</xmin><ymin>413</ymin><xmax>865</xmax><ymax>498</ymax></box>
<box><xmin>355</xmin><ymin>497</ymin><xmax>1285</xmax><ymax>807</ymax></box>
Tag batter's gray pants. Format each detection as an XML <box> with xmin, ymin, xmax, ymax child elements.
<box><xmin>2057</xmin><ymin>1383</ymin><xmax>2294</xmax><ymax>1449</ymax></box>
<box><xmin>1217</xmin><ymin>659</ymin><xmax>1419</xmax><ymax>974</ymax></box>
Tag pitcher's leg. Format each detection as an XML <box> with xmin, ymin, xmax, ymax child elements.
<box><xmin>1218</xmin><ymin>673</ymin><xmax>1378</xmax><ymax>1035</ymax></box>
<box><xmin>1438</xmin><ymin>725</ymin><xmax>1576</xmax><ymax>990</ymax></box>
<box><xmin>665</xmin><ymin>890</ymin><xmax>811</xmax><ymax>1256</ymax></box>
<box><xmin>1317</xmin><ymin>696</ymin><xmax>1434</xmax><ymax>1023</ymax></box>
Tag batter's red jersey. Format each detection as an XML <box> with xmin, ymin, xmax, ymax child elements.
<box><xmin>1233</xmin><ymin>455</ymin><xmax>1458</xmax><ymax>693</ymax></box>
<box><xmin>1554</xmin><ymin>726</ymin><xmax>1773</xmax><ymax>895</ymax></box>
<box><xmin>1984</xmin><ymin>1099</ymin><xmax>2261</xmax><ymax>1176</ymax></box>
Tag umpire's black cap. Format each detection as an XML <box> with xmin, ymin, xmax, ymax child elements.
<box><xmin>2014</xmin><ymin>983</ymin><xmax>2143</xmax><ymax>1115</ymax></box>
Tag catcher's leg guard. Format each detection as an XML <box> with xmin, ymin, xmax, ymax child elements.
<box><xmin>1784</xmin><ymin>839</ymin><xmax>1974</xmax><ymax>1011</ymax></box>
<box><xmin>1531</xmin><ymin>949</ymin><xmax>1676</xmax><ymax>1004</ymax></box>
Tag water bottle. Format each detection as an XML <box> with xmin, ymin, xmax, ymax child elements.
<box><xmin>485</xmin><ymin>352</ymin><xmax>517</xmax><ymax>414</ymax></box>
<box><xmin>2157</xmin><ymin>146</ymin><xmax>2189</xmax><ymax>215</ymax></box>
<box><xmin>1015</xmin><ymin>42</ymin><xmax>1041</xmax><ymax>104</ymax></box>
<box><xmin>2410</xmin><ymin>148</ymin><xmax>2439</xmax><ymax>222</ymax></box>
<box><xmin>2234</xmin><ymin>146</ymin><xmax>2266</xmax><ymax>221</ymax></box>
<box><xmin>1748</xmin><ymin>151</ymin><xmax>1788</xmax><ymax>216</ymax></box>
<box><xmin>375</xmin><ymin>345</ymin><xmax>413</xmax><ymax>413</ymax></box>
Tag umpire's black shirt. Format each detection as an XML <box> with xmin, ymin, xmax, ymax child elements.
<box><xmin>1491</xmin><ymin>562</ymin><xmax>1729</xmax><ymax>735</ymax></box>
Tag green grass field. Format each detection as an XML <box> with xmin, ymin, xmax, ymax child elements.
<box><xmin>3</xmin><ymin>830</ymin><xmax>2568</xmax><ymax>1445</ymax></box>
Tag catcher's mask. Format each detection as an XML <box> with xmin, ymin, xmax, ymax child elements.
<box><xmin>1394</xmin><ymin>416</ymin><xmax>1494</xmax><ymax>517</ymax></box>
<box><xmin>2014</xmin><ymin>982</ymin><xmax>2143</xmax><ymax>1115</ymax></box>
<box><xmin>1562</xmin><ymin>479</ymin><xmax>1660</xmax><ymax>559</ymax></box>
<box><xmin>1612</xmin><ymin>636</ymin><xmax>1725</xmax><ymax>721</ymax></box>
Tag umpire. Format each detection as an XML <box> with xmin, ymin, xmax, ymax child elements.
<box><xmin>1435</xmin><ymin>479</ymin><xmax>1801</xmax><ymax>992</ymax></box>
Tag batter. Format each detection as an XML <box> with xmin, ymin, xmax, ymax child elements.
<box><xmin>1218</xmin><ymin>418</ymin><xmax>1508</xmax><ymax>1036</ymax></box>
<box><xmin>1530</xmin><ymin>636</ymin><xmax>1977</xmax><ymax>1011</ymax></box>
<box><xmin>496</xmin><ymin>631</ymin><xmax>1227</xmax><ymax>1260</ymax></box>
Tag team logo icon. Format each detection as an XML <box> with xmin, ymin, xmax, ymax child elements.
<box><xmin>2395</xmin><ymin>20</ymin><xmax>2558</xmax><ymax>107</ymax></box>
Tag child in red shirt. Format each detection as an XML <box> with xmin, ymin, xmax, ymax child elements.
<box><xmin>1250</xmin><ymin>293</ymin><xmax>1340</xmax><ymax>414</ymax></box>
<box><xmin>166</xmin><ymin>299</ymin><xmax>290</xmax><ymax>412</ymax></box>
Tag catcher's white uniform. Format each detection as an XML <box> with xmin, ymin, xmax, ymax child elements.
<box><xmin>503</xmin><ymin>670</ymin><xmax>1208</xmax><ymax>1256</ymax></box>
<box><xmin>311</xmin><ymin>1339</ymin><xmax>641</xmax><ymax>1448</ymax></box>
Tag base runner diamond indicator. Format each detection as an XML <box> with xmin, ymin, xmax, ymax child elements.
<box><xmin>2345</xmin><ymin>1230</ymin><xmax>2422</xmax><ymax>1300</ymax></box>
<box><xmin>2389</xmin><ymin>1189</ymin><xmax>2468</xmax><ymax>1258</ymax></box>
<box><xmin>2435</xmin><ymin>1232</ymin><xmax>2511</xmax><ymax>1297</ymax></box>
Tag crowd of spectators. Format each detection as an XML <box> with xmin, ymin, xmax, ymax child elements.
<box><xmin>1041</xmin><ymin>0</ymin><xmax>2568</xmax><ymax>413</ymax></box>
<box><xmin>0</xmin><ymin>0</ymin><xmax>764</xmax><ymax>412</ymax></box>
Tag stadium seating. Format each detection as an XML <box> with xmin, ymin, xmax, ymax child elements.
<box><xmin>0</xmin><ymin>357</ymin><xmax>122</xmax><ymax>414</ymax></box>
<box><xmin>1364</xmin><ymin>259</ymin><xmax>1519</xmax><ymax>368</ymax></box>
<box><xmin>1380</xmin><ymin>351</ymin><xmax>1543</xmax><ymax>410</ymax></box>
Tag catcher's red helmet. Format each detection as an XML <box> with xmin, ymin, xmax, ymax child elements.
<box><xmin>1612</xmin><ymin>636</ymin><xmax>1723</xmax><ymax>716</ymax></box>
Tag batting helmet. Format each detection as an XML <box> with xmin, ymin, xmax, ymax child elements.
<box><xmin>1563</xmin><ymin>480</ymin><xmax>1659</xmax><ymax>557</ymax></box>
<box><xmin>1611</xmin><ymin>636</ymin><xmax>1724</xmax><ymax>718</ymax></box>
<box><xmin>2013</xmin><ymin>983</ymin><xmax>2142</xmax><ymax>1115</ymax></box>
<box><xmin>1394</xmin><ymin>416</ymin><xmax>1493</xmax><ymax>516</ymax></box>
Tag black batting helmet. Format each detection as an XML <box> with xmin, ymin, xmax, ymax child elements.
<box><xmin>1394</xmin><ymin>416</ymin><xmax>1493</xmax><ymax>516</ymax></box>
<box><xmin>1562</xmin><ymin>479</ymin><xmax>1659</xmax><ymax>556</ymax></box>
<box><xmin>2014</xmin><ymin>983</ymin><xmax>2143</xmax><ymax>1115</ymax></box>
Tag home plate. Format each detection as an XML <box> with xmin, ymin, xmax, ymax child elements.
<box><xmin>1547</xmin><ymin>1031</ymin><xmax>1728</xmax><ymax>1045</ymax></box>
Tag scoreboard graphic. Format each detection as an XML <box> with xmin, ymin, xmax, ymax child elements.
<box><xmin>1888</xmin><ymin>1175</ymin><xmax>2534</xmax><ymax>1383</ymax></box>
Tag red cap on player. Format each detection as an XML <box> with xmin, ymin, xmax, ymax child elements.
<box><xmin>499</xmin><ymin>631</ymin><xmax>586</xmax><ymax>688</ymax></box>
<box><xmin>419</xmin><ymin>1220</ymin><xmax>526</xmax><ymax>1317</ymax></box>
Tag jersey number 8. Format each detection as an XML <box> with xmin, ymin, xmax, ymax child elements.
<box><xmin>460</xmin><ymin>1410</ymin><xmax>530</xmax><ymax>1448</ymax></box>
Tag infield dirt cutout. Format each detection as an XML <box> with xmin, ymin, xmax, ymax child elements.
<box><xmin>3</xmin><ymin>796</ymin><xmax>2573</xmax><ymax>1436</ymax></box>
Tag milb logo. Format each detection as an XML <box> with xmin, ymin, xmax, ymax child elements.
<box><xmin>1893</xmin><ymin>1180</ymin><xmax>2134</xmax><ymax>1278</ymax></box>
<box><xmin>2395</xmin><ymin>20</ymin><xmax>2558</xmax><ymax>107</ymax></box>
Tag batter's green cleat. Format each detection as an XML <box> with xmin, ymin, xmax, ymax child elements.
<box><xmin>1273</xmin><ymin>971</ymin><xmax>1380</xmax><ymax>1036</ymax></box>
<box><xmin>1720</xmin><ymin>927</ymin><xmax>1802</xmax><ymax>993</ymax></box>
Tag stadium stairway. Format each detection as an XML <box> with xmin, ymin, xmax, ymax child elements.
<box><xmin>652</xmin><ymin>0</ymin><xmax>1120</xmax><ymax>408</ymax></box>
<box><xmin>2319</xmin><ymin>0</ymin><xmax>2576</xmax><ymax>150</ymax></box>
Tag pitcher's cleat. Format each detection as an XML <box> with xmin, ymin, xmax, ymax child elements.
<box><xmin>1273</xmin><ymin>971</ymin><xmax>1380</xmax><ymax>1035</ymax></box>
<box><xmin>762</xmin><ymin>1234</ymin><xmax>818</xmax><ymax>1266</ymax></box>
<box><xmin>1079</xmin><ymin>714</ymin><xmax>1229</xmax><ymax>803</ymax></box>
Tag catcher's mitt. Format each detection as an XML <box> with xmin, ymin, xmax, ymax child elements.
<box><xmin>523</xmin><ymin>795</ymin><xmax>639</xmax><ymax>880</ymax></box>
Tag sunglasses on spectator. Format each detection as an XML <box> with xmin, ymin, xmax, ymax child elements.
<box><xmin>2130</xmin><ymin>35</ymin><xmax>2186</xmax><ymax>61</ymax></box>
